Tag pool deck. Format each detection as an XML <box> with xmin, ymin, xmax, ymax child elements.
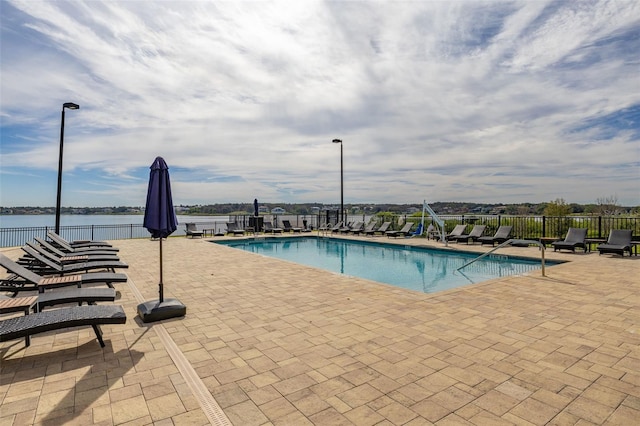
<box><xmin>1</xmin><ymin>234</ymin><xmax>639</xmax><ymax>425</ymax></box>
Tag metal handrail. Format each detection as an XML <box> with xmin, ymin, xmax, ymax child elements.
<box><xmin>317</xmin><ymin>223</ymin><xmax>331</xmax><ymax>237</ymax></box>
<box><xmin>456</xmin><ymin>238</ymin><xmax>546</xmax><ymax>276</ymax></box>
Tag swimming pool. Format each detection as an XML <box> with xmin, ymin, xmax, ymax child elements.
<box><xmin>214</xmin><ymin>237</ymin><xmax>558</xmax><ymax>294</ymax></box>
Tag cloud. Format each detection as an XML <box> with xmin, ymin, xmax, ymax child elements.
<box><xmin>1</xmin><ymin>0</ymin><xmax>639</xmax><ymax>208</ymax></box>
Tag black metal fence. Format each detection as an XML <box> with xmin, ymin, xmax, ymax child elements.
<box><xmin>1</xmin><ymin>214</ymin><xmax>638</xmax><ymax>248</ymax></box>
<box><xmin>393</xmin><ymin>214</ymin><xmax>640</xmax><ymax>240</ymax></box>
<box><xmin>0</xmin><ymin>224</ymin><xmax>150</xmax><ymax>249</ymax></box>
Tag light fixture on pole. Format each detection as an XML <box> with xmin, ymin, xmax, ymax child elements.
<box><xmin>332</xmin><ymin>138</ymin><xmax>343</xmax><ymax>223</ymax></box>
<box><xmin>55</xmin><ymin>102</ymin><xmax>80</xmax><ymax>234</ymax></box>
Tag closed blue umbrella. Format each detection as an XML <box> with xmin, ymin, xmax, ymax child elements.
<box><xmin>137</xmin><ymin>156</ymin><xmax>185</xmax><ymax>322</ymax></box>
<box><xmin>144</xmin><ymin>157</ymin><xmax>178</xmax><ymax>240</ymax></box>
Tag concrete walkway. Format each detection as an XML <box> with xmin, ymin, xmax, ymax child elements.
<box><xmin>1</xmin><ymin>234</ymin><xmax>639</xmax><ymax>425</ymax></box>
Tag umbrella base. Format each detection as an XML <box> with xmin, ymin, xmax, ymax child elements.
<box><xmin>137</xmin><ymin>298</ymin><xmax>186</xmax><ymax>323</ymax></box>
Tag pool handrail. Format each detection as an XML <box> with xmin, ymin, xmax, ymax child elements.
<box><xmin>456</xmin><ymin>238</ymin><xmax>546</xmax><ymax>276</ymax></box>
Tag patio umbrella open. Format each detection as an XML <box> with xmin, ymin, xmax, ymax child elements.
<box><xmin>137</xmin><ymin>156</ymin><xmax>186</xmax><ymax>323</ymax></box>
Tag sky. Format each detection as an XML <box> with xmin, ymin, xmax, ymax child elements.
<box><xmin>1</xmin><ymin>0</ymin><xmax>639</xmax><ymax>209</ymax></box>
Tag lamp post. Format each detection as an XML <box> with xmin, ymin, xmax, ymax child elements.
<box><xmin>332</xmin><ymin>138</ymin><xmax>343</xmax><ymax>224</ymax></box>
<box><xmin>55</xmin><ymin>102</ymin><xmax>80</xmax><ymax>234</ymax></box>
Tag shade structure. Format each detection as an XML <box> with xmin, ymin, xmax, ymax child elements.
<box><xmin>137</xmin><ymin>156</ymin><xmax>186</xmax><ymax>323</ymax></box>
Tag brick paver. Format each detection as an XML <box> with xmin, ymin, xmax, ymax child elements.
<box><xmin>1</xmin><ymin>234</ymin><xmax>639</xmax><ymax>425</ymax></box>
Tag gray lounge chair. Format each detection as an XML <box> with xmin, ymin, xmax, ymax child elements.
<box><xmin>386</xmin><ymin>222</ymin><xmax>414</xmax><ymax>238</ymax></box>
<box><xmin>597</xmin><ymin>229</ymin><xmax>633</xmax><ymax>256</ymax></box>
<box><xmin>282</xmin><ymin>220</ymin><xmax>302</xmax><ymax>233</ymax></box>
<box><xmin>344</xmin><ymin>222</ymin><xmax>364</xmax><ymax>234</ymax></box>
<box><xmin>46</xmin><ymin>231</ymin><xmax>114</xmax><ymax>248</ymax></box>
<box><xmin>185</xmin><ymin>223</ymin><xmax>204</xmax><ymax>238</ymax></box>
<box><xmin>34</xmin><ymin>237</ymin><xmax>119</xmax><ymax>258</ymax></box>
<box><xmin>0</xmin><ymin>253</ymin><xmax>128</xmax><ymax>293</ymax></box>
<box><xmin>478</xmin><ymin>226</ymin><xmax>513</xmax><ymax>246</ymax></box>
<box><xmin>552</xmin><ymin>228</ymin><xmax>587</xmax><ymax>252</ymax></box>
<box><xmin>355</xmin><ymin>222</ymin><xmax>376</xmax><ymax>235</ymax></box>
<box><xmin>0</xmin><ymin>304</ymin><xmax>126</xmax><ymax>347</ymax></box>
<box><xmin>225</xmin><ymin>223</ymin><xmax>246</xmax><ymax>236</ymax></box>
<box><xmin>47</xmin><ymin>231</ymin><xmax>119</xmax><ymax>253</ymax></box>
<box><xmin>367</xmin><ymin>221</ymin><xmax>391</xmax><ymax>236</ymax></box>
<box><xmin>263</xmin><ymin>221</ymin><xmax>283</xmax><ymax>234</ymax></box>
<box><xmin>23</xmin><ymin>240</ymin><xmax>120</xmax><ymax>264</ymax></box>
<box><xmin>1</xmin><ymin>288</ymin><xmax>117</xmax><ymax>313</ymax></box>
<box><xmin>35</xmin><ymin>287</ymin><xmax>117</xmax><ymax>312</ymax></box>
<box><xmin>331</xmin><ymin>222</ymin><xmax>344</xmax><ymax>233</ymax></box>
<box><xmin>446</xmin><ymin>224</ymin><xmax>468</xmax><ymax>240</ymax></box>
<box><xmin>452</xmin><ymin>225</ymin><xmax>486</xmax><ymax>244</ymax></box>
<box><xmin>20</xmin><ymin>245</ymin><xmax>128</xmax><ymax>275</ymax></box>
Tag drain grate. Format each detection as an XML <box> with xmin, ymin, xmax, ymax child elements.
<box><xmin>127</xmin><ymin>278</ymin><xmax>231</xmax><ymax>425</ymax></box>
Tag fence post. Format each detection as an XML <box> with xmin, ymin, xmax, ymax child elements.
<box><xmin>598</xmin><ymin>216</ymin><xmax>602</xmax><ymax>238</ymax></box>
<box><xmin>542</xmin><ymin>216</ymin><xmax>546</xmax><ymax>238</ymax></box>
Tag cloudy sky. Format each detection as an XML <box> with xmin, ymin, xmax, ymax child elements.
<box><xmin>1</xmin><ymin>0</ymin><xmax>639</xmax><ymax>208</ymax></box>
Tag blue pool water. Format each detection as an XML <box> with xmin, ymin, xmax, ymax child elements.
<box><xmin>214</xmin><ymin>237</ymin><xmax>558</xmax><ymax>294</ymax></box>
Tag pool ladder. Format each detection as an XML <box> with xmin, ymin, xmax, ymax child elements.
<box><xmin>456</xmin><ymin>239</ymin><xmax>546</xmax><ymax>277</ymax></box>
<box><xmin>318</xmin><ymin>223</ymin><xmax>331</xmax><ymax>238</ymax></box>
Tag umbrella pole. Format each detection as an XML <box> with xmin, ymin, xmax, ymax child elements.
<box><xmin>159</xmin><ymin>236</ymin><xmax>164</xmax><ymax>303</ymax></box>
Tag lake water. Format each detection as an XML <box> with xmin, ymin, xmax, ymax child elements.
<box><xmin>0</xmin><ymin>215</ymin><xmax>231</xmax><ymax>247</ymax></box>
<box><xmin>0</xmin><ymin>214</ymin><xmax>228</xmax><ymax>228</ymax></box>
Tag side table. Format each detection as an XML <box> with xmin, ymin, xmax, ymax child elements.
<box><xmin>0</xmin><ymin>296</ymin><xmax>39</xmax><ymax>345</ymax></box>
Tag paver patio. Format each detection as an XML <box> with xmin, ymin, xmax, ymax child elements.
<box><xmin>1</xmin><ymin>234</ymin><xmax>639</xmax><ymax>425</ymax></box>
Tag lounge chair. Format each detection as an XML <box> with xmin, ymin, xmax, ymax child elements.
<box><xmin>47</xmin><ymin>231</ymin><xmax>119</xmax><ymax>253</ymax></box>
<box><xmin>20</xmin><ymin>245</ymin><xmax>128</xmax><ymax>275</ymax></box>
<box><xmin>597</xmin><ymin>229</ymin><xmax>633</xmax><ymax>256</ymax></box>
<box><xmin>366</xmin><ymin>221</ymin><xmax>391</xmax><ymax>236</ymax></box>
<box><xmin>452</xmin><ymin>225</ymin><xmax>486</xmax><ymax>244</ymax></box>
<box><xmin>185</xmin><ymin>223</ymin><xmax>204</xmax><ymax>238</ymax></box>
<box><xmin>263</xmin><ymin>221</ymin><xmax>283</xmax><ymax>234</ymax></box>
<box><xmin>0</xmin><ymin>253</ymin><xmax>128</xmax><ymax>294</ymax></box>
<box><xmin>282</xmin><ymin>220</ymin><xmax>302</xmax><ymax>233</ymax></box>
<box><xmin>330</xmin><ymin>222</ymin><xmax>344</xmax><ymax>233</ymax></box>
<box><xmin>478</xmin><ymin>226</ymin><xmax>513</xmax><ymax>246</ymax></box>
<box><xmin>355</xmin><ymin>222</ymin><xmax>376</xmax><ymax>236</ymax></box>
<box><xmin>338</xmin><ymin>222</ymin><xmax>353</xmax><ymax>234</ymax></box>
<box><xmin>34</xmin><ymin>237</ymin><xmax>119</xmax><ymax>258</ymax></box>
<box><xmin>0</xmin><ymin>304</ymin><xmax>126</xmax><ymax>347</ymax></box>
<box><xmin>343</xmin><ymin>222</ymin><xmax>364</xmax><ymax>234</ymax></box>
<box><xmin>350</xmin><ymin>222</ymin><xmax>366</xmax><ymax>234</ymax></box>
<box><xmin>446</xmin><ymin>225</ymin><xmax>467</xmax><ymax>241</ymax></box>
<box><xmin>1</xmin><ymin>287</ymin><xmax>117</xmax><ymax>313</ymax></box>
<box><xmin>552</xmin><ymin>228</ymin><xmax>588</xmax><ymax>252</ymax></box>
<box><xmin>386</xmin><ymin>222</ymin><xmax>414</xmax><ymax>238</ymax></box>
<box><xmin>225</xmin><ymin>223</ymin><xmax>245</xmax><ymax>236</ymax></box>
<box><xmin>35</xmin><ymin>288</ymin><xmax>117</xmax><ymax>312</ymax></box>
<box><xmin>46</xmin><ymin>231</ymin><xmax>114</xmax><ymax>248</ymax></box>
<box><xmin>24</xmin><ymin>240</ymin><xmax>120</xmax><ymax>264</ymax></box>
